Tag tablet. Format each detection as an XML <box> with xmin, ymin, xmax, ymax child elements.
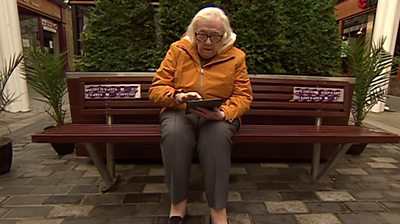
<box><xmin>186</xmin><ymin>98</ymin><xmax>224</xmax><ymax>112</ymax></box>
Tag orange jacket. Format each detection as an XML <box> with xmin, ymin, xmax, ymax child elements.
<box><xmin>148</xmin><ymin>37</ymin><xmax>253</xmax><ymax>122</ymax></box>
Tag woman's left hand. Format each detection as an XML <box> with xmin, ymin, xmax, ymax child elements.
<box><xmin>189</xmin><ymin>107</ymin><xmax>225</xmax><ymax>120</ymax></box>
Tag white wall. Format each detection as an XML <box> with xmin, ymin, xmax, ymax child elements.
<box><xmin>0</xmin><ymin>0</ymin><xmax>29</xmax><ymax>112</ymax></box>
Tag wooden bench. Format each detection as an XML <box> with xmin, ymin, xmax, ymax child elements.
<box><xmin>31</xmin><ymin>72</ymin><xmax>400</xmax><ymax>192</ymax></box>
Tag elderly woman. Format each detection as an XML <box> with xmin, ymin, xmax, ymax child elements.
<box><xmin>149</xmin><ymin>7</ymin><xmax>253</xmax><ymax>224</ymax></box>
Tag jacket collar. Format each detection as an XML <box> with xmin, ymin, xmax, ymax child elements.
<box><xmin>178</xmin><ymin>33</ymin><xmax>236</xmax><ymax>64</ymax></box>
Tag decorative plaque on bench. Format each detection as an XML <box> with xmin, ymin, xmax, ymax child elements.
<box><xmin>84</xmin><ymin>84</ymin><xmax>141</xmax><ymax>99</ymax></box>
<box><xmin>292</xmin><ymin>87</ymin><xmax>344</xmax><ymax>102</ymax></box>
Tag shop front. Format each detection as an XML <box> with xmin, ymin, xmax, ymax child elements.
<box><xmin>17</xmin><ymin>0</ymin><xmax>67</xmax><ymax>54</ymax></box>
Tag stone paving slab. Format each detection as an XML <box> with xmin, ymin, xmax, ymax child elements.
<box><xmin>1</xmin><ymin>130</ymin><xmax>400</xmax><ymax>223</ymax></box>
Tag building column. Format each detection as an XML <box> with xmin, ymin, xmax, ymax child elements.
<box><xmin>0</xmin><ymin>0</ymin><xmax>30</xmax><ymax>112</ymax></box>
<box><xmin>371</xmin><ymin>0</ymin><xmax>400</xmax><ymax>112</ymax></box>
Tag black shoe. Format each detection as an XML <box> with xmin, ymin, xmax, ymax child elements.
<box><xmin>168</xmin><ymin>216</ymin><xmax>184</xmax><ymax>224</ymax></box>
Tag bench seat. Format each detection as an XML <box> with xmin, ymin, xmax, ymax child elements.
<box><xmin>32</xmin><ymin>124</ymin><xmax>399</xmax><ymax>145</ymax></box>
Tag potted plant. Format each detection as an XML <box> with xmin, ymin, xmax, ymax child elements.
<box><xmin>346</xmin><ymin>37</ymin><xmax>398</xmax><ymax>155</ymax></box>
<box><xmin>23</xmin><ymin>45</ymin><xmax>74</xmax><ymax>155</ymax></box>
<box><xmin>0</xmin><ymin>52</ymin><xmax>23</xmax><ymax>174</ymax></box>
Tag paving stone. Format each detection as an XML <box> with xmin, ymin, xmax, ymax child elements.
<box><xmin>305</xmin><ymin>202</ymin><xmax>349</xmax><ymax>213</ymax></box>
<box><xmin>358</xmin><ymin>175</ymin><xmax>390</xmax><ymax>183</ymax></box>
<box><xmin>186</xmin><ymin>203</ymin><xmax>209</xmax><ymax>216</ymax></box>
<box><xmin>357</xmin><ymin>182</ymin><xmax>391</xmax><ymax>190</ymax></box>
<box><xmin>107</xmin><ymin>217</ymin><xmax>155</xmax><ymax>224</ymax></box>
<box><xmin>148</xmin><ymin>168</ymin><xmax>165</xmax><ymax>176</ymax></box>
<box><xmin>337</xmin><ymin>213</ymin><xmax>387</xmax><ymax>224</ymax></box>
<box><xmin>227</xmin><ymin>202</ymin><xmax>267</xmax><ymax>214</ymax></box>
<box><xmin>378</xmin><ymin>212</ymin><xmax>400</xmax><ymax>224</ymax></box>
<box><xmin>256</xmin><ymin>183</ymin><xmax>291</xmax><ymax>190</ymax></box>
<box><xmin>142</xmin><ymin>183</ymin><xmax>168</xmax><ymax>193</ymax></box>
<box><xmin>26</xmin><ymin>177</ymin><xmax>63</xmax><ymax>186</ymax></box>
<box><xmin>265</xmin><ymin>201</ymin><xmax>308</xmax><ymax>214</ymax></box>
<box><xmin>0</xmin><ymin>187</ymin><xmax>34</xmax><ymax>196</ymax></box>
<box><xmin>336</xmin><ymin>168</ymin><xmax>368</xmax><ymax>175</ymax></box>
<box><xmin>280</xmin><ymin>191</ymin><xmax>319</xmax><ymax>201</ymax></box>
<box><xmin>252</xmin><ymin>214</ymin><xmax>297</xmax><ymax>224</ymax></box>
<box><xmin>134</xmin><ymin>203</ymin><xmax>169</xmax><ymax>216</ymax></box>
<box><xmin>58</xmin><ymin>177</ymin><xmax>97</xmax><ymax>186</ymax></box>
<box><xmin>30</xmin><ymin>186</ymin><xmax>72</xmax><ymax>195</ymax></box>
<box><xmin>68</xmin><ymin>185</ymin><xmax>99</xmax><ymax>194</ymax></box>
<box><xmin>370</xmin><ymin>157</ymin><xmax>398</xmax><ymax>163</ymax></box>
<box><xmin>82</xmin><ymin>194</ymin><xmax>124</xmax><ymax>205</ymax></box>
<box><xmin>344</xmin><ymin>201</ymin><xmax>386</xmax><ymax>212</ymax></box>
<box><xmin>21</xmin><ymin>170</ymin><xmax>54</xmax><ymax>178</ymax></box>
<box><xmin>43</xmin><ymin>195</ymin><xmax>83</xmax><ymax>205</ymax></box>
<box><xmin>227</xmin><ymin>191</ymin><xmax>241</xmax><ymax>202</ymax></box>
<box><xmin>82</xmin><ymin>169</ymin><xmax>100</xmax><ymax>178</ymax></box>
<box><xmin>350</xmin><ymin>190</ymin><xmax>385</xmax><ymax>200</ymax></box>
<box><xmin>228</xmin><ymin>213</ymin><xmax>251</xmax><ymax>224</ymax></box>
<box><xmin>0</xmin><ymin>179</ymin><xmax>31</xmax><ymax>187</ymax></box>
<box><xmin>5</xmin><ymin>206</ymin><xmax>53</xmax><ymax>218</ymax></box>
<box><xmin>2</xmin><ymin>196</ymin><xmax>48</xmax><ymax>206</ymax></box>
<box><xmin>315</xmin><ymin>191</ymin><xmax>356</xmax><ymax>201</ymax></box>
<box><xmin>89</xmin><ymin>205</ymin><xmax>136</xmax><ymax>217</ymax></box>
<box><xmin>381</xmin><ymin>201</ymin><xmax>400</xmax><ymax>212</ymax></box>
<box><xmin>123</xmin><ymin>193</ymin><xmax>160</xmax><ymax>204</ymax></box>
<box><xmin>268</xmin><ymin>175</ymin><xmax>304</xmax><ymax>183</ymax></box>
<box><xmin>230</xmin><ymin>167</ymin><xmax>247</xmax><ymax>175</ymax></box>
<box><xmin>16</xmin><ymin>218</ymin><xmax>64</xmax><ymax>224</ymax></box>
<box><xmin>366</xmin><ymin>162</ymin><xmax>398</xmax><ymax>169</ymax></box>
<box><xmin>260</xmin><ymin>163</ymin><xmax>289</xmax><ymax>168</ymax></box>
<box><xmin>245</xmin><ymin>167</ymin><xmax>281</xmax><ymax>176</ymax></box>
<box><xmin>241</xmin><ymin>190</ymin><xmax>281</xmax><ymax>202</ymax></box>
<box><xmin>48</xmin><ymin>205</ymin><xmax>92</xmax><ymax>218</ymax></box>
<box><xmin>187</xmin><ymin>191</ymin><xmax>206</xmax><ymax>203</ymax></box>
<box><xmin>60</xmin><ymin>217</ymin><xmax>107</xmax><ymax>224</ymax></box>
<box><xmin>0</xmin><ymin>197</ymin><xmax>7</xmax><ymax>204</ymax></box>
<box><xmin>0</xmin><ymin>208</ymin><xmax>11</xmax><ymax>218</ymax></box>
<box><xmin>0</xmin><ymin>219</ymin><xmax>18</xmax><ymax>224</ymax></box>
<box><xmin>233</xmin><ymin>174</ymin><xmax>272</xmax><ymax>183</ymax></box>
<box><xmin>111</xmin><ymin>183</ymin><xmax>145</xmax><ymax>193</ymax></box>
<box><xmin>331</xmin><ymin>183</ymin><xmax>360</xmax><ymax>190</ymax></box>
<box><xmin>295</xmin><ymin>213</ymin><xmax>341</xmax><ymax>224</ymax></box>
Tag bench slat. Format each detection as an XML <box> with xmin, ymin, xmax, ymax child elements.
<box><xmin>32</xmin><ymin>124</ymin><xmax>399</xmax><ymax>144</ymax></box>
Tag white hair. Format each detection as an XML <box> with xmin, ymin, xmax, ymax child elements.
<box><xmin>186</xmin><ymin>7</ymin><xmax>233</xmax><ymax>48</ymax></box>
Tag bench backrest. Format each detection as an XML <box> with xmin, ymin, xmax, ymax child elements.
<box><xmin>66</xmin><ymin>72</ymin><xmax>355</xmax><ymax>126</ymax></box>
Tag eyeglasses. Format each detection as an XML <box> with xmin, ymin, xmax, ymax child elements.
<box><xmin>195</xmin><ymin>33</ymin><xmax>223</xmax><ymax>43</ymax></box>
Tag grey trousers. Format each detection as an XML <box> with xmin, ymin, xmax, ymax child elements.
<box><xmin>160</xmin><ymin>110</ymin><xmax>239</xmax><ymax>209</ymax></box>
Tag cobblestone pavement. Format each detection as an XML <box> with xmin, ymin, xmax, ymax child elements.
<box><xmin>1</xmin><ymin>95</ymin><xmax>400</xmax><ymax>223</ymax></box>
<box><xmin>1</xmin><ymin>133</ymin><xmax>400</xmax><ymax>223</ymax></box>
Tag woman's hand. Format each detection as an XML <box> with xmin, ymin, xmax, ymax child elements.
<box><xmin>175</xmin><ymin>92</ymin><xmax>202</xmax><ymax>103</ymax></box>
<box><xmin>189</xmin><ymin>107</ymin><xmax>225</xmax><ymax>120</ymax></box>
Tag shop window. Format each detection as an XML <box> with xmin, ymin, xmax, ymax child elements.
<box><xmin>19</xmin><ymin>13</ymin><xmax>40</xmax><ymax>49</ymax></box>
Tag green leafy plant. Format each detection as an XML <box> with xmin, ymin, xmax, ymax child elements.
<box><xmin>348</xmin><ymin>37</ymin><xmax>398</xmax><ymax>126</ymax></box>
<box><xmin>80</xmin><ymin>0</ymin><xmax>158</xmax><ymax>71</ymax></box>
<box><xmin>0</xmin><ymin>53</ymin><xmax>24</xmax><ymax>114</ymax></box>
<box><xmin>23</xmin><ymin>46</ymin><xmax>67</xmax><ymax>126</ymax></box>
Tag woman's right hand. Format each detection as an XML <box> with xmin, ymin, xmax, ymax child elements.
<box><xmin>175</xmin><ymin>92</ymin><xmax>202</xmax><ymax>103</ymax></box>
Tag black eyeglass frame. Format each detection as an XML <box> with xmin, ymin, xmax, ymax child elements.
<box><xmin>194</xmin><ymin>33</ymin><xmax>223</xmax><ymax>43</ymax></box>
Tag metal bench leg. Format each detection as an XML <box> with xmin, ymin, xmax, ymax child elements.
<box><xmin>106</xmin><ymin>143</ymin><xmax>115</xmax><ymax>178</ymax></box>
<box><xmin>311</xmin><ymin>143</ymin><xmax>321</xmax><ymax>181</ymax></box>
<box><xmin>316</xmin><ymin>143</ymin><xmax>353</xmax><ymax>181</ymax></box>
<box><xmin>84</xmin><ymin>143</ymin><xmax>118</xmax><ymax>192</ymax></box>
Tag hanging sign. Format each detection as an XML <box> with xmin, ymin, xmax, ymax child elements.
<box><xmin>292</xmin><ymin>87</ymin><xmax>344</xmax><ymax>102</ymax></box>
<box><xmin>84</xmin><ymin>84</ymin><xmax>141</xmax><ymax>99</ymax></box>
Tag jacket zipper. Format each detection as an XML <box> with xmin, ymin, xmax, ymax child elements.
<box><xmin>200</xmin><ymin>67</ymin><xmax>204</xmax><ymax>96</ymax></box>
